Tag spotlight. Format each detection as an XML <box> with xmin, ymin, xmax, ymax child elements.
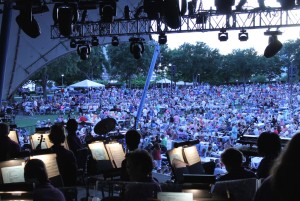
<box><xmin>91</xmin><ymin>36</ymin><xmax>99</xmax><ymax>46</ymax></box>
<box><xmin>129</xmin><ymin>37</ymin><xmax>145</xmax><ymax>60</ymax></box>
<box><xmin>218</xmin><ymin>29</ymin><xmax>228</xmax><ymax>42</ymax></box>
<box><xmin>53</xmin><ymin>3</ymin><xmax>78</xmax><ymax>37</ymax></box>
<box><xmin>158</xmin><ymin>33</ymin><xmax>167</xmax><ymax>45</ymax></box>
<box><xmin>111</xmin><ymin>36</ymin><xmax>119</xmax><ymax>46</ymax></box>
<box><xmin>143</xmin><ymin>0</ymin><xmax>163</xmax><ymax>20</ymax></box>
<box><xmin>15</xmin><ymin>3</ymin><xmax>41</xmax><ymax>38</ymax></box>
<box><xmin>70</xmin><ymin>38</ymin><xmax>77</xmax><ymax>48</ymax></box>
<box><xmin>264</xmin><ymin>31</ymin><xmax>283</xmax><ymax>58</ymax></box>
<box><xmin>188</xmin><ymin>1</ymin><xmax>196</xmax><ymax>16</ymax></box>
<box><xmin>279</xmin><ymin>0</ymin><xmax>295</xmax><ymax>10</ymax></box>
<box><xmin>77</xmin><ymin>44</ymin><xmax>91</xmax><ymax>60</ymax></box>
<box><xmin>124</xmin><ymin>5</ymin><xmax>130</xmax><ymax>20</ymax></box>
<box><xmin>238</xmin><ymin>29</ymin><xmax>248</xmax><ymax>41</ymax></box>
<box><xmin>215</xmin><ymin>0</ymin><xmax>235</xmax><ymax>14</ymax></box>
<box><xmin>100</xmin><ymin>1</ymin><xmax>117</xmax><ymax>23</ymax></box>
<box><xmin>164</xmin><ymin>0</ymin><xmax>186</xmax><ymax>29</ymax></box>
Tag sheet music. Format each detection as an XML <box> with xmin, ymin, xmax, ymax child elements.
<box><xmin>157</xmin><ymin>192</ymin><xmax>193</xmax><ymax>201</ymax></box>
<box><xmin>88</xmin><ymin>141</ymin><xmax>109</xmax><ymax>160</ymax></box>
<box><xmin>30</xmin><ymin>134</ymin><xmax>48</xmax><ymax>149</ymax></box>
<box><xmin>1</xmin><ymin>165</ymin><xmax>25</xmax><ymax>183</ymax></box>
<box><xmin>30</xmin><ymin>154</ymin><xmax>59</xmax><ymax>178</ymax></box>
<box><xmin>8</xmin><ymin>131</ymin><xmax>19</xmax><ymax>144</ymax></box>
<box><xmin>183</xmin><ymin>146</ymin><xmax>201</xmax><ymax>166</ymax></box>
<box><xmin>167</xmin><ymin>147</ymin><xmax>184</xmax><ymax>166</ymax></box>
<box><xmin>106</xmin><ymin>143</ymin><xmax>125</xmax><ymax>168</ymax></box>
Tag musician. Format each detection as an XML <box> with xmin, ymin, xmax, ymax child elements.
<box><xmin>49</xmin><ymin>124</ymin><xmax>78</xmax><ymax>186</ymax></box>
<box><xmin>0</xmin><ymin>123</ymin><xmax>20</xmax><ymax>162</ymax></box>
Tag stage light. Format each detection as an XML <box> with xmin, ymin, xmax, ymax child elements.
<box><xmin>77</xmin><ymin>44</ymin><xmax>91</xmax><ymax>60</ymax></box>
<box><xmin>188</xmin><ymin>0</ymin><xmax>197</xmax><ymax>16</ymax></box>
<box><xmin>143</xmin><ymin>0</ymin><xmax>163</xmax><ymax>20</ymax></box>
<box><xmin>279</xmin><ymin>0</ymin><xmax>295</xmax><ymax>10</ymax></box>
<box><xmin>164</xmin><ymin>0</ymin><xmax>186</xmax><ymax>29</ymax></box>
<box><xmin>218</xmin><ymin>29</ymin><xmax>228</xmax><ymax>42</ymax></box>
<box><xmin>238</xmin><ymin>29</ymin><xmax>248</xmax><ymax>41</ymax></box>
<box><xmin>129</xmin><ymin>37</ymin><xmax>145</xmax><ymax>60</ymax></box>
<box><xmin>111</xmin><ymin>36</ymin><xmax>119</xmax><ymax>46</ymax></box>
<box><xmin>264</xmin><ymin>30</ymin><xmax>283</xmax><ymax>58</ymax></box>
<box><xmin>53</xmin><ymin>3</ymin><xmax>78</xmax><ymax>37</ymax></box>
<box><xmin>70</xmin><ymin>38</ymin><xmax>77</xmax><ymax>48</ymax></box>
<box><xmin>215</xmin><ymin>0</ymin><xmax>235</xmax><ymax>14</ymax></box>
<box><xmin>15</xmin><ymin>3</ymin><xmax>41</xmax><ymax>38</ymax></box>
<box><xmin>158</xmin><ymin>33</ymin><xmax>167</xmax><ymax>45</ymax></box>
<box><xmin>91</xmin><ymin>36</ymin><xmax>99</xmax><ymax>46</ymax></box>
<box><xmin>99</xmin><ymin>1</ymin><xmax>117</xmax><ymax>23</ymax></box>
<box><xmin>124</xmin><ymin>5</ymin><xmax>130</xmax><ymax>20</ymax></box>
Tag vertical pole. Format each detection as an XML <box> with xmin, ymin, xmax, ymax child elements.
<box><xmin>0</xmin><ymin>0</ymin><xmax>13</xmax><ymax>106</ymax></box>
<box><xmin>134</xmin><ymin>43</ymin><xmax>160</xmax><ymax>129</ymax></box>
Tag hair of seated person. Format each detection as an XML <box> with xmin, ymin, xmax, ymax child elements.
<box><xmin>24</xmin><ymin>159</ymin><xmax>48</xmax><ymax>184</ymax></box>
<box><xmin>221</xmin><ymin>147</ymin><xmax>243</xmax><ymax>170</ymax></box>
<box><xmin>0</xmin><ymin>122</ymin><xmax>9</xmax><ymax>136</ymax></box>
<box><xmin>257</xmin><ymin>131</ymin><xmax>281</xmax><ymax>157</ymax></box>
<box><xmin>126</xmin><ymin>149</ymin><xmax>154</xmax><ymax>177</ymax></box>
<box><xmin>66</xmin><ymin>119</ymin><xmax>78</xmax><ymax>133</ymax></box>
<box><xmin>125</xmin><ymin>129</ymin><xmax>141</xmax><ymax>151</ymax></box>
<box><xmin>49</xmin><ymin>124</ymin><xmax>65</xmax><ymax>144</ymax></box>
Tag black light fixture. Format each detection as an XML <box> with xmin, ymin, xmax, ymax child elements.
<box><xmin>99</xmin><ymin>0</ymin><xmax>117</xmax><ymax>23</ymax></box>
<box><xmin>111</xmin><ymin>36</ymin><xmax>119</xmax><ymax>46</ymax></box>
<box><xmin>124</xmin><ymin>5</ymin><xmax>130</xmax><ymax>20</ymax></box>
<box><xmin>158</xmin><ymin>33</ymin><xmax>167</xmax><ymax>45</ymax></box>
<box><xmin>143</xmin><ymin>0</ymin><xmax>163</xmax><ymax>20</ymax></box>
<box><xmin>279</xmin><ymin>0</ymin><xmax>295</xmax><ymax>10</ymax></box>
<box><xmin>15</xmin><ymin>2</ymin><xmax>41</xmax><ymax>38</ymax></box>
<box><xmin>70</xmin><ymin>38</ymin><xmax>77</xmax><ymax>48</ymax></box>
<box><xmin>53</xmin><ymin>3</ymin><xmax>78</xmax><ymax>37</ymax></box>
<box><xmin>129</xmin><ymin>37</ymin><xmax>145</xmax><ymax>60</ymax></box>
<box><xmin>215</xmin><ymin>0</ymin><xmax>235</xmax><ymax>14</ymax></box>
<box><xmin>91</xmin><ymin>36</ymin><xmax>99</xmax><ymax>46</ymax></box>
<box><xmin>77</xmin><ymin>44</ymin><xmax>91</xmax><ymax>60</ymax></box>
<box><xmin>218</xmin><ymin>28</ymin><xmax>228</xmax><ymax>42</ymax></box>
<box><xmin>264</xmin><ymin>30</ymin><xmax>283</xmax><ymax>58</ymax></box>
<box><xmin>238</xmin><ymin>29</ymin><xmax>248</xmax><ymax>41</ymax></box>
<box><xmin>164</xmin><ymin>0</ymin><xmax>187</xmax><ymax>29</ymax></box>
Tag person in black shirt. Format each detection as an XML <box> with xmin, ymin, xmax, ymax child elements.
<box><xmin>0</xmin><ymin>123</ymin><xmax>20</xmax><ymax>162</ymax></box>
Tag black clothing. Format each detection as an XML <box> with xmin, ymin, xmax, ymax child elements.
<box><xmin>0</xmin><ymin>136</ymin><xmax>21</xmax><ymax>162</ymax></box>
<box><xmin>256</xmin><ymin>156</ymin><xmax>276</xmax><ymax>179</ymax></box>
<box><xmin>217</xmin><ymin>167</ymin><xmax>257</xmax><ymax>181</ymax></box>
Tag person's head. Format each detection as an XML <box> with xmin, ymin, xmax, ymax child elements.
<box><xmin>66</xmin><ymin>119</ymin><xmax>78</xmax><ymax>133</ymax></box>
<box><xmin>125</xmin><ymin>129</ymin><xmax>141</xmax><ymax>151</ymax></box>
<box><xmin>126</xmin><ymin>149</ymin><xmax>154</xmax><ymax>181</ymax></box>
<box><xmin>257</xmin><ymin>131</ymin><xmax>281</xmax><ymax>157</ymax></box>
<box><xmin>24</xmin><ymin>159</ymin><xmax>48</xmax><ymax>184</ymax></box>
<box><xmin>49</xmin><ymin>124</ymin><xmax>65</xmax><ymax>145</ymax></box>
<box><xmin>221</xmin><ymin>148</ymin><xmax>244</xmax><ymax>172</ymax></box>
<box><xmin>0</xmin><ymin>123</ymin><xmax>10</xmax><ymax>137</ymax></box>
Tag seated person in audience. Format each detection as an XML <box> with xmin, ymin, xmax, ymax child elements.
<box><xmin>0</xmin><ymin>122</ymin><xmax>20</xmax><ymax>161</ymax></box>
<box><xmin>66</xmin><ymin>118</ymin><xmax>87</xmax><ymax>170</ymax></box>
<box><xmin>24</xmin><ymin>158</ymin><xmax>66</xmax><ymax>201</ymax></box>
<box><xmin>124</xmin><ymin>149</ymin><xmax>161</xmax><ymax>201</ymax></box>
<box><xmin>253</xmin><ymin>132</ymin><xmax>300</xmax><ymax>201</ymax></box>
<box><xmin>217</xmin><ymin>148</ymin><xmax>257</xmax><ymax>181</ymax></box>
<box><xmin>120</xmin><ymin>129</ymin><xmax>141</xmax><ymax>181</ymax></box>
<box><xmin>49</xmin><ymin>124</ymin><xmax>78</xmax><ymax>186</ymax></box>
<box><xmin>256</xmin><ymin>131</ymin><xmax>281</xmax><ymax>179</ymax></box>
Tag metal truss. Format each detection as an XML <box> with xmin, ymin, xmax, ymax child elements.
<box><xmin>51</xmin><ymin>7</ymin><xmax>300</xmax><ymax>39</ymax></box>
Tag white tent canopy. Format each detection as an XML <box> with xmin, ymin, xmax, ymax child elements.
<box><xmin>69</xmin><ymin>79</ymin><xmax>105</xmax><ymax>88</ymax></box>
<box><xmin>156</xmin><ymin>78</ymin><xmax>172</xmax><ymax>84</ymax></box>
<box><xmin>176</xmin><ymin>81</ymin><xmax>185</xmax><ymax>85</ymax></box>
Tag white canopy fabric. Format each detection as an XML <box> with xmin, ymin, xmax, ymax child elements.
<box><xmin>156</xmin><ymin>78</ymin><xmax>172</xmax><ymax>84</ymax></box>
<box><xmin>69</xmin><ymin>79</ymin><xmax>105</xmax><ymax>88</ymax></box>
<box><xmin>176</xmin><ymin>81</ymin><xmax>185</xmax><ymax>85</ymax></box>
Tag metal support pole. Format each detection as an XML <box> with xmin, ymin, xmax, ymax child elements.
<box><xmin>134</xmin><ymin>43</ymin><xmax>160</xmax><ymax>129</ymax></box>
<box><xmin>0</xmin><ymin>0</ymin><xmax>13</xmax><ymax>106</ymax></box>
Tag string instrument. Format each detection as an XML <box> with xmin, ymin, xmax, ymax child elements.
<box><xmin>36</xmin><ymin>134</ymin><xmax>44</xmax><ymax>150</ymax></box>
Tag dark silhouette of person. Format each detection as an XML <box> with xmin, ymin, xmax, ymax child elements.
<box><xmin>256</xmin><ymin>131</ymin><xmax>281</xmax><ymax>179</ymax></box>
<box><xmin>120</xmin><ymin>129</ymin><xmax>141</xmax><ymax>181</ymax></box>
<box><xmin>236</xmin><ymin>0</ymin><xmax>265</xmax><ymax>11</ymax></box>
<box><xmin>253</xmin><ymin>132</ymin><xmax>300</xmax><ymax>201</ymax></box>
<box><xmin>24</xmin><ymin>158</ymin><xmax>66</xmax><ymax>201</ymax></box>
<box><xmin>49</xmin><ymin>124</ymin><xmax>78</xmax><ymax>186</ymax></box>
<box><xmin>66</xmin><ymin>118</ymin><xmax>87</xmax><ymax>170</ymax></box>
<box><xmin>0</xmin><ymin>123</ymin><xmax>20</xmax><ymax>162</ymax></box>
<box><xmin>218</xmin><ymin>147</ymin><xmax>257</xmax><ymax>181</ymax></box>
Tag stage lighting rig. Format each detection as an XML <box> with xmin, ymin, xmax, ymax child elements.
<box><xmin>129</xmin><ymin>37</ymin><xmax>145</xmax><ymax>60</ymax></box>
<box><xmin>218</xmin><ymin>28</ymin><xmax>228</xmax><ymax>42</ymax></box>
<box><xmin>215</xmin><ymin>0</ymin><xmax>235</xmax><ymax>14</ymax></box>
<box><xmin>91</xmin><ymin>36</ymin><xmax>99</xmax><ymax>46</ymax></box>
<box><xmin>238</xmin><ymin>29</ymin><xmax>248</xmax><ymax>41</ymax></box>
<box><xmin>76</xmin><ymin>40</ymin><xmax>91</xmax><ymax>60</ymax></box>
<box><xmin>111</xmin><ymin>36</ymin><xmax>119</xmax><ymax>46</ymax></box>
<box><xmin>158</xmin><ymin>33</ymin><xmax>167</xmax><ymax>45</ymax></box>
<box><xmin>264</xmin><ymin>30</ymin><xmax>283</xmax><ymax>58</ymax></box>
<box><xmin>70</xmin><ymin>38</ymin><xmax>77</xmax><ymax>48</ymax></box>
